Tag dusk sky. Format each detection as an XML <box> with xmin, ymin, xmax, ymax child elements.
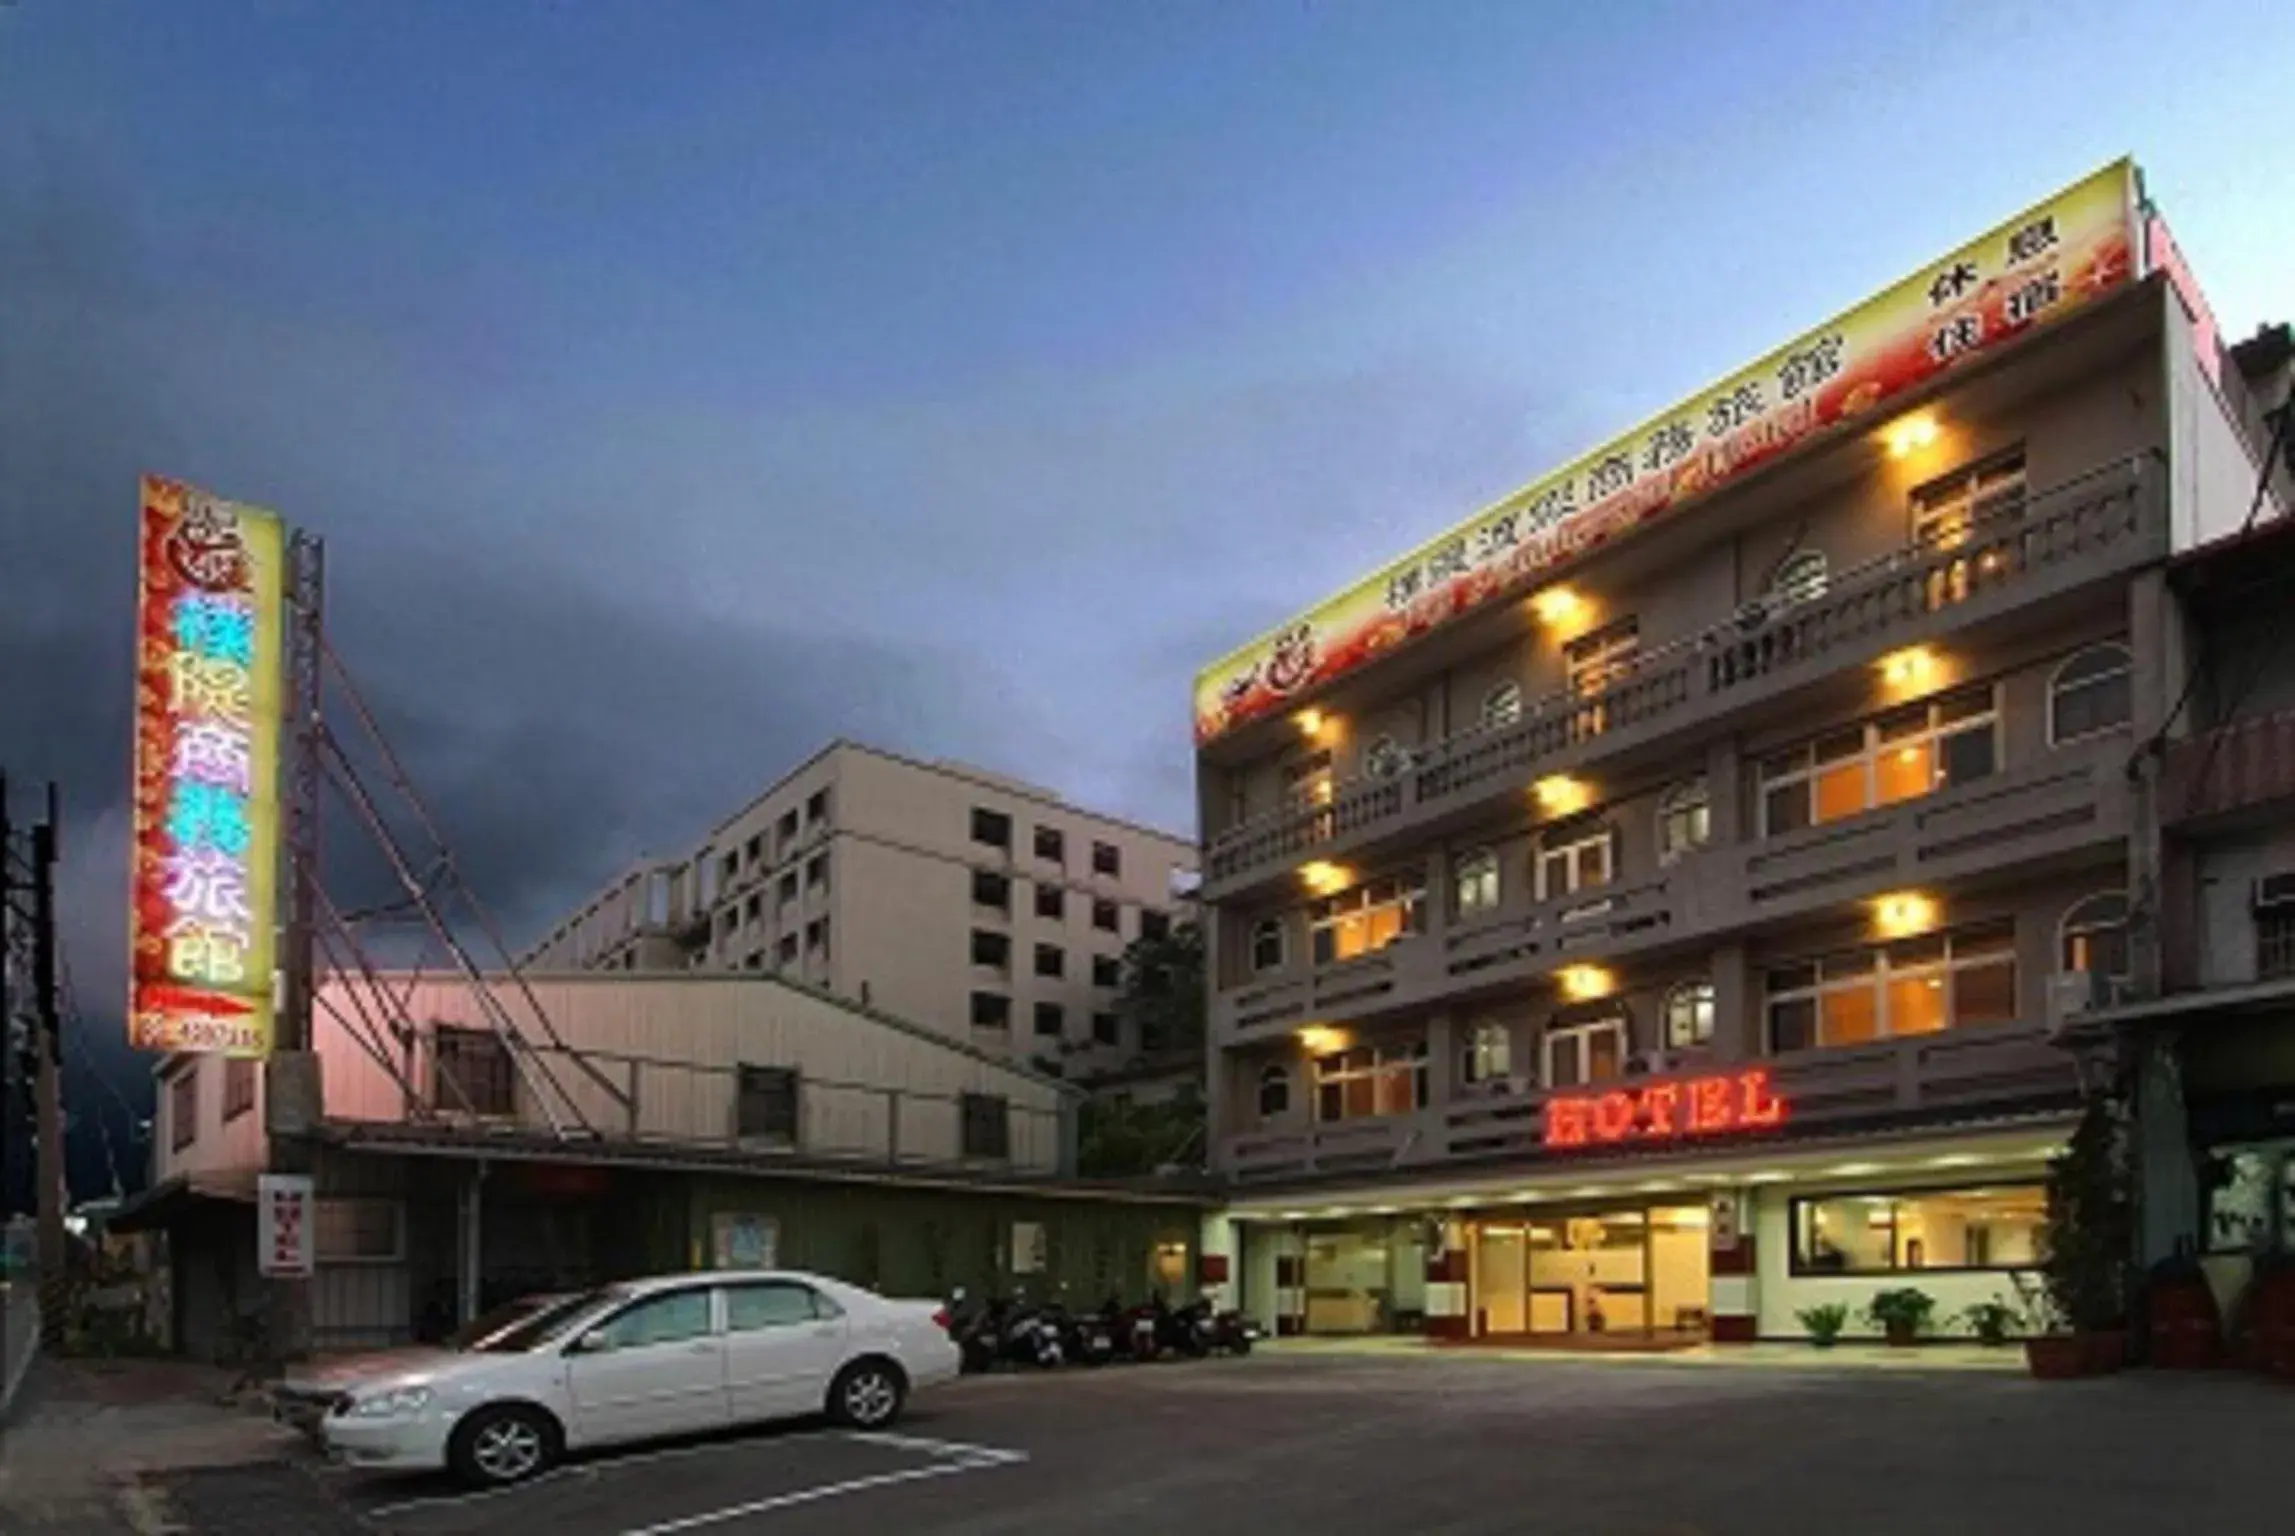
<box><xmin>4</xmin><ymin>0</ymin><xmax>2291</xmax><ymax>1055</ymax></box>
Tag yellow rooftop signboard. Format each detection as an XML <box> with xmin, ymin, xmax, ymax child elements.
<box><xmin>1192</xmin><ymin>159</ymin><xmax>2139</xmax><ymax>745</ymax></box>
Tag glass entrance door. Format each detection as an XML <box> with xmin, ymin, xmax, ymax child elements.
<box><xmin>1471</xmin><ymin>1204</ymin><xmax>1712</xmax><ymax>1341</ymax></box>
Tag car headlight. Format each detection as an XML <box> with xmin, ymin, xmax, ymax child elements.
<box><xmin>347</xmin><ymin>1385</ymin><xmax>433</xmax><ymax>1418</ymax></box>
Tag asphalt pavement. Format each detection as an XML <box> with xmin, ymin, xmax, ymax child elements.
<box><xmin>296</xmin><ymin>1351</ymin><xmax>2286</xmax><ymax>1536</ymax></box>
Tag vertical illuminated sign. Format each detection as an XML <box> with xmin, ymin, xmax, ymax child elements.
<box><xmin>129</xmin><ymin>475</ymin><xmax>287</xmax><ymax>1058</ymax></box>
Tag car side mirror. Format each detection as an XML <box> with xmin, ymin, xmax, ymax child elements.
<box><xmin>573</xmin><ymin>1328</ymin><xmax>613</xmax><ymax>1355</ymax></box>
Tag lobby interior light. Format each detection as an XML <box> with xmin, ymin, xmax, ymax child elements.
<box><xmin>1297</xmin><ymin>860</ymin><xmax>1351</xmax><ymax>895</ymax></box>
<box><xmin>1533</xmin><ymin>774</ymin><xmax>1593</xmax><ymax>817</ymax></box>
<box><xmin>1554</xmin><ymin>963</ymin><xmax>1617</xmax><ymax>1003</ymax></box>
<box><xmin>1884</xmin><ymin>412</ymin><xmax>1940</xmax><ymax>457</ymax></box>
<box><xmin>1872</xmin><ymin>890</ymin><xmax>1939</xmax><ymax>939</ymax></box>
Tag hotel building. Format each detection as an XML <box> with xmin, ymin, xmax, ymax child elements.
<box><xmin>1191</xmin><ymin>162</ymin><xmax>2283</xmax><ymax>1342</ymax></box>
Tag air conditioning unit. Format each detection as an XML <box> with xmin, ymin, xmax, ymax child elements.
<box><xmin>1624</xmin><ymin>1049</ymin><xmax>1676</xmax><ymax>1078</ymax></box>
<box><xmin>2253</xmin><ymin>872</ymin><xmax>2295</xmax><ymax>911</ymax></box>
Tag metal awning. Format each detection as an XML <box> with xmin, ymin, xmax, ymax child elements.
<box><xmin>106</xmin><ymin>1170</ymin><xmax>259</xmax><ymax>1233</ymax></box>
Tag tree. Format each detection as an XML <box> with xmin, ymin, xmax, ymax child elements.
<box><xmin>1117</xmin><ymin>919</ymin><xmax>1204</xmax><ymax>1062</ymax></box>
<box><xmin>1077</xmin><ymin>1088</ymin><xmax>1204</xmax><ymax>1180</ymax></box>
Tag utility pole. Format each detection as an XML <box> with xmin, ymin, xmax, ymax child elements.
<box><xmin>32</xmin><ymin>785</ymin><xmax>65</xmax><ymax>1350</ymax></box>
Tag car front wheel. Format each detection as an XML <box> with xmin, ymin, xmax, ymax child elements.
<box><xmin>827</xmin><ymin>1360</ymin><xmax>906</xmax><ymax>1429</ymax></box>
<box><xmin>449</xmin><ymin>1403</ymin><xmax>560</xmax><ymax>1488</ymax></box>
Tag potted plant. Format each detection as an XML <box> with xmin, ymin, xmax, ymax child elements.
<box><xmin>1962</xmin><ymin>1297</ymin><xmax>2018</xmax><ymax>1347</ymax></box>
<box><xmin>2145</xmin><ymin>1245</ymin><xmax>2223</xmax><ymax>1369</ymax></box>
<box><xmin>1865</xmin><ymin>1287</ymin><xmax>1936</xmax><ymax>1347</ymax></box>
<box><xmin>2036</xmin><ymin>1097</ymin><xmax>2134</xmax><ymax>1375</ymax></box>
<box><xmin>2011</xmin><ymin>1272</ymin><xmax>2086</xmax><ymax>1378</ymax></box>
<box><xmin>1798</xmin><ymin>1302</ymin><xmax>1849</xmax><ymax>1348</ymax></box>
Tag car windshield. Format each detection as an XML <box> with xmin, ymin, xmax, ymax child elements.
<box><xmin>447</xmin><ymin>1294</ymin><xmax>568</xmax><ymax>1351</ymax></box>
<box><xmin>464</xmin><ymin>1288</ymin><xmax>621</xmax><ymax>1353</ymax></box>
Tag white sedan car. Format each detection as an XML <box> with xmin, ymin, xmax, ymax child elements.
<box><xmin>322</xmin><ymin>1270</ymin><xmax>960</xmax><ymax>1487</ymax></box>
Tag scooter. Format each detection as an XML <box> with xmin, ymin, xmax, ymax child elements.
<box><xmin>948</xmin><ymin>1289</ymin><xmax>1002</xmax><ymax>1374</ymax></box>
<box><xmin>1206</xmin><ymin>1305</ymin><xmax>1258</xmax><ymax>1356</ymax></box>
<box><xmin>1057</xmin><ymin>1303</ymin><xmax>1118</xmax><ymax>1366</ymax></box>
<box><xmin>1001</xmin><ymin>1301</ymin><xmax>1065</xmax><ymax>1368</ymax></box>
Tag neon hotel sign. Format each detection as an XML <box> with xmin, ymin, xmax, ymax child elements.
<box><xmin>1543</xmin><ymin>1068</ymin><xmax>1788</xmax><ymax>1150</ymax></box>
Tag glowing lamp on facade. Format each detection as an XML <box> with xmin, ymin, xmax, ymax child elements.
<box><xmin>1528</xmin><ymin>586</ymin><xmax>1587</xmax><ymax>628</ymax></box>
<box><xmin>1872</xmin><ymin>890</ymin><xmax>1939</xmax><ymax>939</ymax></box>
<box><xmin>1297</xmin><ymin>860</ymin><xmax>1351</xmax><ymax>896</ymax></box>
<box><xmin>1295</xmin><ymin>1023</ymin><xmax>1350</xmax><ymax>1055</ymax></box>
<box><xmin>1553</xmin><ymin>963</ymin><xmax>1616</xmax><ymax>1003</ymax></box>
<box><xmin>1295</xmin><ymin>707</ymin><xmax>1327</xmax><ymax>741</ymax></box>
<box><xmin>1884</xmin><ymin>412</ymin><xmax>1939</xmax><ymax>457</ymax></box>
<box><xmin>1533</xmin><ymin>774</ymin><xmax>1593</xmax><ymax>817</ymax></box>
<box><xmin>1878</xmin><ymin>645</ymin><xmax>1938</xmax><ymax>688</ymax></box>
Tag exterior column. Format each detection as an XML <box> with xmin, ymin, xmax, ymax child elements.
<box><xmin>1424</xmin><ymin>1218</ymin><xmax>1470</xmax><ymax>1339</ymax></box>
<box><xmin>1708</xmin><ymin>1189</ymin><xmax>1758</xmax><ymax>1343</ymax></box>
<box><xmin>1710</xmin><ymin>942</ymin><xmax>1753</xmax><ymax>1064</ymax></box>
<box><xmin>1274</xmin><ymin>1237</ymin><xmax>1306</xmax><ymax>1336</ymax></box>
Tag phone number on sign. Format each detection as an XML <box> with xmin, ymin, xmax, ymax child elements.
<box><xmin>137</xmin><ymin>1013</ymin><xmax>263</xmax><ymax>1054</ymax></box>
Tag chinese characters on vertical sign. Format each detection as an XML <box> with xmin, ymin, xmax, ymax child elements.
<box><xmin>130</xmin><ymin>476</ymin><xmax>287</xmax><ymax>1058</ymax></box>
<box><xmin>257</xmin><ymin>1173</ymin><xmax>314</xmax><ymax>1277</ymax></box>
<box><xmin>1193</xmin><ymin>159</ymin><xmax>2140</xmax><ymax>743</ymax></box>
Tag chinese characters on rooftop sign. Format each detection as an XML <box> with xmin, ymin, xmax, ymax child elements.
<box><xmin>130</xmin><ymin>475</ymin><xmax>287</xmax><ymax>1058</ymax></box>
<box><xmin>1543</xmin><ymin>1068</ymin><xmax>1788</xmax><ymax>1150</ymax></box>
<box><xmin>1193</xmin><ymin>159</ymin><xmax>2139</xmax><ymax>744</ymax></box>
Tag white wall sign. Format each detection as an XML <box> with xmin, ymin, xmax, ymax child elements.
<box><xmin>712</xmin><ymin>1212</ymin><xmax>778</xmax><ymax>1270</ymax></box>
<box><xmin>257</xmin><ymin>1174</ymin><xmax>314</xmax><ymax>1278</ymax></box>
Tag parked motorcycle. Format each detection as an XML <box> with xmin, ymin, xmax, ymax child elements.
<box><xmin>1205</xmin><ymin>1305</ymin><xmax>1258</xmax><ymax>1356</ymax></box>
<box><xmin>947</xmin><ymin>1289</ymin><xmax>1002</xmax><ymax>1374</ymax></box>
<box><xmin>1000</xmin><ymin>1300</ymin><xmax>1065</xmax><ymax>1368</ymax></box>
<box><xmin>1056</xmin><ymin>1303</ymin><xmax>1118</xmax><ymax>1366</ymax></box>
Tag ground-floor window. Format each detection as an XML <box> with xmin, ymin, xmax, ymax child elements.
<box><xmin>2205</xmin><ymin>1140</ymin><xmax>2295</xmax><ymax>1255</ymax></box>
<box><xmin>1470</xmin><ymin>1204</ymin><xmax>1710</xmax><ymax>1338</ymax></box>
<box><xmin>1789</xmin><ymin>1183</ymin><xmax>2044</xmax><ymax>1274</ymax></box>
<box><xmin>1301</xmin><ymin>1220</ymin><xmax>1427</xmax><ymax>1334</ymax></box>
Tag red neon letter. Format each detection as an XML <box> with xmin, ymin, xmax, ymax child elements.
<box><xmin>1593</xmin><ymin>1091</ymin><xmax>1637</xmax><ymax>1143</ymax></box>
<box><xmin>1545</xmin><ymin>1096</ymin><xmax>1590</xmax><ymax>1148</ymax></box>
<box><xmin>1690</xmin><ymin>1075</ymin><xmax>1736</xmax><ymax>1133</ymax></box>
<box><xmin>1641</xmin><ymin>1082</ymin><xmax>1681</xmax><ymax>1138</ymax></box>
<box><xmin>1739</xmin><ymin>1067</ymin><xmax>1787</xmax><ymax>1127</ymax></box>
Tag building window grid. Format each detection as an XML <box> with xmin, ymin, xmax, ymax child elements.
<box><xmin>1536</xmin><ymin>825</ymin><xmax>1614</xmax><ymax>901</ymax></box>
<box><xmin>2258</xmin><ymin>906</ymin><xmax>2295</xmax><ymax>981</ymax></box>
<box><xmin>1091</xmin><ymin>898</ymin><xmax>1121</xmax><ymax>934</ymax></box>
<box><xmin>1664</xmin><ymin>981</ymin><xmax>1716</xmax><ymax>1049</ymax></box>
<box><xmin>223</xmin><ymin>1058</ymin><xmax>257</xmax><ymax>1121</ymax></box>
<box><xmin>735</xmin><ymin>1065</ymin><xmax>800</xmax><ymax>1143</ymax></box>
<box><xmin>1092</xmin><ymin>1011</ymin><xmax>1121</xmax><ymax>1047</ymax></box>
<box><xmin>2058</xmin><ymin>892</ymin><xmax>2131</xmax><ymax>980</ymax></box>
<box><xmin>1453</xmin><ymin>848</ymin><xmax>1501</xmax><ymax>918</ymax></box>
<box><xmin>1250</xmin><ymin>917</ymin><xmax>1286</xmax><ymax>974</ymax></box>
<box><xmin>1657</xmin><ymin>779</ymin><xmax>1712</xmax><ymax>863</ymax></box>
<box><xmin>1461</xmin><ymin>1021</ymin><xmax>1513</xmax><ymax>1089</ymax></box>
<box><xmin>1034</xmin><ymin>942</ymin><xmax>1064</xmax><ymax>979</ymax></box>
<box><xmin>1481</xmin><ymin>681</ymin><xmax>1524</xmax><ymax>731</ymax></box>
<box><xmin>169</xmin><ymin>1070</ymin><xmax>197</xmax><ymax>1150</ymax></box>
<box><xmin>1091</xmin><ymin>841</ymin><xmax>1122</xmax><ymax>878</ymax></box>
<box><xmin>1766</xmin><ymin>921</ymin><xmax>2018</xmax><ymax>1053</ymax></box>
<box><xmin>969</xmin><ymin>991</ymin><xmax>1010</xmax><ymax>1030</ymax></box>
<box><xmin>1313</xmin><ymin>1041</ymin><xmax>1428</xmax><ymax>1122</ymax></box>
<box><xmin>1033</xmin><ymin>1001</ymin><xmax>1064</xmax><ymax>1038</ymax></box>
<box><xmin>1757</xmin><ymin>686</ymin><xmax>1998</xmax><ymax>837</ymax></box>
<box><xmin>1091</xmin><ymin>954</ymin><xmax>1122</xmax><ymax>989</ymax></box>
<box><xmin>1542</xmin><ymin>1017</ymin><xmax>1627</xmax><ymax>1089</ymax></box>
<box><xmin>1034</xmin><ymin>884</ymin><xmax>1064</xmax><ymax>920</ymax></box>
<box><xmin>1791</xmin><ymin>1183</ymin><xmax>2045</xmax><ymax>1276</ymax></box>
<box><xmin>1257</xmin><ymin>1064</ymin><xmax>1291</xmax><ymax>1119</ymax></box>
<box><xmin>960</xmin><ymin>1093</ymin><xmax>1010</xmax><ymax>1160</ymax></box>
<box><xmin>2048</xmin><ymin>643</ymin><xmax>2135</xmax><ymax>746</ymax></box>
<box><xmin>1309</xmin><ymin>872</ymin><xmax>1426</xmax><ymax>965</ymax></box>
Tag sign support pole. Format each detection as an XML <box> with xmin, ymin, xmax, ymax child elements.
<box><xmin>28</xmin><ymin>785</ymin><xmax>68</xmax><ymax>1349</ymax></box>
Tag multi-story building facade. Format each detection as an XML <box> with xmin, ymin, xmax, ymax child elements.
<box><xmin>524</xmin><ymin>742</ymin><xmax>1197</xmax><ymax>1081</ymax></box>
<box><xmin>1191</xmin><ymin>162</ymin><xmax>2283</xmax><ymax>1342</ymax></box>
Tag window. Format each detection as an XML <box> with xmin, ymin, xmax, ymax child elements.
<box><xmin>1034</xmin><ymin>884</ymin><xmax>1064</xmax><ymax>920</ymax></box>
<box><xmin>805</xmin><ymin>788</ymin><xmax>830</xmax><ymax>826</ymax></box>
<box><xmin>776</xmin><ymin>809</ymin><xmax>799</xmax><ymax>848</ymax></box>
<box><xmin>1791</xmin><ymin>1183</ymin><xmax>2045</xmax><ymax>1274</ymax></box>
<box><xmin>2049</xmin><ymin>644</ymin><xmax>2134</xmax><ymax>745</ymax></box>
<box><xmin>1461</xmin><ymin>1021</ymin><xmax>1513</xmax><ymax>1088</ymax></box>
<box><xmin>1139</xmin><ymin>910</ymin><xmax>1170</xmax><ymax>942</ymax></box>
<box><xmin>1092</xmin><ymin>898</ymin><xmax>1120</xmax><ymax>933</ymax></box>
<box><xmin>1771</xmin><ymin>549</ymin><xmax>1829</xmax><ymax>606</ymax></box>
<box><xmin>1283</xmin><ymin>750</ymin><xmax>1335</xmax><ymax>808</ymax></box>
<box><xmin>1034</xmin><ymin>826</ymin><xmax>1066</xmax><ymax>863</ymax></box>
<box><xmin>1657</xmin><ymin>779</ymin><xmax>1711</xmax><ymax>863</ymax></box>
<box><xmin>971</xmin><ymin>929</ymin><xmax>1011</xmax><ymax>968</ymax></box>
<box><xmin>777</xmin><ymin>871</ymin><xmax>797</xmax><ymax>909</ymax></box>
<box><xmin>1092</xmin><ymin>954</ymin><xmax>1122</xmax><ymax>988</ymax></box>
<box><xmin>1542</xmin><ymin>1018</ymin><xmax>1627</xmax><ymax>1089</ymax></box>
<box><xmin>1765</xmin><ymin>920</ymin><xmax>2018</xmax><ymax>1052</ymax></box>
<box><xmin>1912</xmin><ymin>451</ymin><xmax>2026</xmax><ymax>548</ymax></box>
<box><xmin>2059</xmin><ymin>892</ymin><xmax>2130</xmax><ymax>980</ymax></box>
<box><xmin>775</xmin><ymin>933</ymin><xmax>797</xmax><ymax>966</ymax></box>
<box><xmin>1092</xmin><ymin>1011</ymin><xmax>1120</xmax><ymax>1046</ymax></box>
<box><xmin>1034</xmin><ymin>1001</ymin><xmax>1065</xmax><ymax>1038</ymax></box>
<box><xmin>1453</xmin><ymin>848</ymin><xmax>1500</xmax><ymax>917</ymax></box>
<box><xmin>596</xmin><ymin>1288</ymin><xmax>713</xmax><ymax>1349</ymax></box>
<box><xmin>435</xmin><ymin>1026</ymin><xmax>515</xmax><ymax>1116</ymax></box>
<box><xmin>1757</xmin><ymin>686</ymin><xmax>1998</xmax><ymax>835</ymax></box>
<box><xmin>2258</xmin><ymin>893</ymin><xmax>2295</xmax><ymax>982</ymax></box>
<box><xmin>1034</xmin><ymin>942</ymin><xmax>1065</xmax><ymax>979</ymax></box>
<box><xmin>1536</xmin><ymin>822</ymin><xmax>1614</xmax><ymax>900</ymax></box>
<box><xmin>718</xmin><ymin>851</ymin><xmax>739</xmax><ymax>887</ymax></box>
<box><xmin>1092</xmin><ymin>840</ymin><xmax>1121</xmax><ymax>877</ymax></box>
<box><xmin>1481</xmin><ymin>681</ymin><xmax>1524</xmax><ymax>731</ymax></box>
<box><xmin>743</xmin><ymin>892</ymin><xmax>763</xmax><ymax>927</ymax></box>
<box><xmin>970</xmin><ymin>991</ymin><xmax>1011</xmax><ymax>1029</ymax></box>
<box><xmin>972</xmin><ymin>869</ymin><xmax>1011</xmax><ymax>911</ymax></box>
<box><xmin>744</xmin><ymin>833</ymin><xmax>765</xmax><ymax>868</ymax></box>
<box><xmin>1565</xmin><ymin>619</ymin><xmax>1640</xmax><ymax>699</ymax></box>
<box><xmin>315</xmin><ymin>1198</ymin><xmax>404</xmax><ymax>1263</ymax></box>
<box><xmin>805</xmin><ymin>852</ymin><xmax>828</xmax><ymax>892</ymax></box>
<box><xmin>1309</xmin><ymin>871</ymin><xmax>1426</xmax><ymax>964</ymax></box>
<box><xmin>725</xmin><ymin>1281</ymin><xmax>836</xmax><ymax>1331</ymax></box>
<box><xmin>804</xmin><ymin>917</ymin><xmax>829</xmax><ymax>958</ymax></box>
<box><xmin>1257</xmin><ymin>1064</ymin><xmax>1291</xmax><ymax>1119</ymax></box>
<box><xmin>1665</xmin><ymin>981</ymin><xmax>1716</xmax><ymax>1049</ymax></box>
<box><xmin>971</xmin><ymin>808</ymin><xmax>1012</xmax><ymax>849</ymax></box>
<box><xmin>169</xmin><ymin>1069</ymin><xmax>197</xmax><ymax>1150</ymax></box>
<box><xmin>1363</xmin><ymin>735</ymin><xmax>1409</xmax><ymax>780</ymax></box>
<box><xmin>1250</xmin><ymin>917</ymin><xmax>1286</xmax><ymax>973</ymax></box>
<box><xmin>736</xmin><ymin>1065</ymin><xmax>799</xmax><ymax>1142</ymax></box>
<box><xmin>1313</xmin><ymin>1040</ymin><xmax>1428</xmax><ymax>1121</ymax></box>
<box><xmin>961</xmin><ymin>1093</ymin><xmax>1010</xmax><ymax>1159</ymax></box>
<box><xmin>743</xmin><ymin>951</ymin><xmax>765</xmax><ymax>971</ymax></box>
<box><xmin>223</xmin><ymin>1058</ymin><xmax>256</xmax><ymax>1121</ymax></box>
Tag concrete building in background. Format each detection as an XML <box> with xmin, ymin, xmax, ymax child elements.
<box><xmin>524</xmin><ymin>742</ymin><xmax>1197</xmax><ymax>1083</ymax></box>
<box><xmin>1187</xmin><ymin>161</ymin><xmax>2286</xmax><ymax>1343</ymax></box>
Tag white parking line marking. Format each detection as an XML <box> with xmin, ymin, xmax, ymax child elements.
<box><xmin>840</xmin><ymin>1430</ymin><xmax>1026</xmax><ymax>1464</ymax></box>
<box><xmin>367</xmin><ymin>1464</ymin><xmax>595</xmax><ymax>1517</ymax></box>
<box><xmin>614</xmin><ymin>1455</ymin><xmax>1020</xmax><ymax>1536</ymax></box>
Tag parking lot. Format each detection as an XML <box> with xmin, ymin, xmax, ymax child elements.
<box><xmin>291</xmin><ymin>1350</ymin><xmax>2292</xmax><ymax>1536</ymax></box>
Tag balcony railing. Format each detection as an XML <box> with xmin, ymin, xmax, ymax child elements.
<box><xmin>1205</xmin><ymin>454</ymin><xmax>2156</xmax><ymax>888</ymax></box>
<box><xmin>2160</xmin><ymin>705</ymin><xmax>2295</xmax><ymax>825</ymax></box>
<box><xmin>1224</xmin><ymin>1024</ymin><xmax>2076</xmax><ymax>1184</ymax></box>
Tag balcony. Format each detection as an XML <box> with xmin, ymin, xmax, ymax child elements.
<box><xmin>1204</xmin><ymin>455</ymin><xmax>2158</xmax><ymax>895</ymax></box>
<box><xmin>2160</xmin><ymin>705</ymin><xmax>2295</xmax><ymax>827</ymax></box>
<box><xmin>1220</xmin><ymin>1023</ymin><xmax>2077</xmax><ymax>1186</ymax></box>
